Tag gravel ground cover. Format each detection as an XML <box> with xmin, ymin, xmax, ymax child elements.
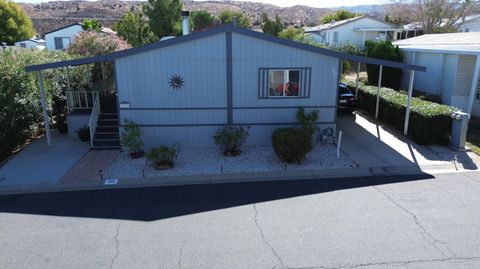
<box><xmin>105</xmin><ymin>144</ymin><xmax>354</xmax><ymax>179</ymax></box>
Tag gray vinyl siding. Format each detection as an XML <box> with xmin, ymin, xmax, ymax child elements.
<box><xmin>115</xmin><ymin>33</ymin><xmax>227</xmax><ymax>148</ymax></box>
<box><xmin>231</xmin><ymin>32</ymin><xmax>338</xmax><ymax>145</ymax></box>
<box><xmin>115</xmin><ymin>32</ymin><xmax>339</xmax><ymax>148</ymax></box>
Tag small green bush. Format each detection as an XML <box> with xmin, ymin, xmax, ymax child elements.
<box><xmin>272</xmin><ymin>128</ymin><xmax>313</xmax><ymax>164</ymax></box>
<box><xmin>76</xmin><ymin>126</ymin><xmax>90</xmax><ymax>142</ymax></box>
<box><xmin>121</xmin><ymin>119</ymin><xmax>144</xmax><ymax>158</ymax></box>
<box><xmin>344</xmin><ymin>80</ymin><xmax>456</xmax><ymax>145</ymax></box>
<box><xmin>146</xmin><ymin>143</ymin><xmax>179</xmax><ymax>170</ymax></box>
<box><xmin>213</xmin><ymin>125</ymin><xmax>249</xmax><ymax>156</ymax></box>
<box><xmin>296</xmin><ymin>107</ymin><xmax>319</xmax><ymax>136</ymax></box>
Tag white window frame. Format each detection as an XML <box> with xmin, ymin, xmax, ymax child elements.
<box><xmin>268</xmin><ymin>69</ymin><xmax>301</xmax><ymax>98</ymax></box>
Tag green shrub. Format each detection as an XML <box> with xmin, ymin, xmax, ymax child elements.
<box><xmin>0</xmin><ymin>49</ymin><xmax>83</xmax><ymax>161</ymax></box>
<box><xmin>213</xmin><ymin>125</ymin><xmax>249</xmax><ymax>156</ymax></box>
<box><xmin>121</xmin><ymin>119</ymin><xmax>144</xmax><ymax>158</ymax></box>
<box><xmin>344</xmin><ymin>81</ymin><xmax>456</xmax><ymax>145</ymax></box>
<box><xmin>146</xmin><ymin>143</ymin><xmax>180</xmax><ymax>170</ymax></box>
<box><xmin>364</xmin><ymin>40</ymin><xmax>403</xmax><ymax>89</ymax></box>
<box><xmin>296</xmin><ymin>107</ymin><xmax>319</xmax><ymax>136</ymax></box>
<box><xmin>272</xmin><ymin>128</ymin><xmax>313</xmax><ymax>164</ymax></box>
<box><xmin>76</xmin><ymin>126</ymin><xmax>90</xmax><ymax>142</ymax></box>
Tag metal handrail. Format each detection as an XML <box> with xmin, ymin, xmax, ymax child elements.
<box><xmin>88</xmin><ymin>92</ymin><xmax>100</xmax><ymax>148</ymax></box>
<box><xmin>66</xmin><ymin>91</ymin><xmax>99</xmax><ymax>113</ymax></box>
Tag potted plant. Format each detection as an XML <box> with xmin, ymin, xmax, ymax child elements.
<box><xmin>76</xmin><ymin>126</ymin><xmax>90</xmax><ymax>142</ymax></box>
<box><xmin>146</xmin><ymin>143</ymin><xmax>180</xmax><ymax>170</ymax></box>
<box><xmin>120</xmin><ymin>119</ymin><xmax>144</xmax><ymax>159</ymax></box>
<box><xmin>213</xmin><ymin>125</ymin><xmax>249</xmax><ymax>156</ymax></box>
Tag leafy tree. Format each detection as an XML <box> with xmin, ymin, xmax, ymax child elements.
<box><xmin>218</xmin><ymin>10</ymin><xmax>251</xmax><ymax>28</ymax></box>
<box><xmin>0</xmin><ymin>0</ymin><xmax>35</xmax><ymax>45</ymax></box>
<box><xmin>261</xmin><ymin>13</ymin><xmax>284</xmax><ymax>36</ymax></box>
<box><xmin>67</xmin><ymin>31</ymin><xmax>129</xmax><ymax>57</ymax></box>
<box><xmin>389</xmin><ymin>0</ymin><xmax>478</xmax><ymax>33</ymax></box>
<box><xmin>321</xmin><ymin>10</ymin><xmax>361</xmax><ymax>24</ymax></box>
<box><xmin>278</xmin><ymin>27</ymin><xmax>313</xmax><ymax>43</ymax></box>
<box><xmin>81</xmin><ymin>19</ymin><xmax>102</xmax><ymax>32</ymax></box>
<box><xmin>190</xmin><ymin>10</ymin><xmax>215</xmax><ymax>31</ymax></box>
<box><xmin>364</xmin><ymin>40</ymin><xmax>404</xmax><ymax>89</ymax></box>
<box><xmin>114</xmin><ymin>12</ymin><xmax>157</xmax><ymax>47</ymax></box>
<box><xmin>143</xmin><ymin>0</ymin><xmax>183</xmax><ymax>38</ymax></box>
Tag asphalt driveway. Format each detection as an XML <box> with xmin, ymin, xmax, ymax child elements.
<box><xmin>0</xmin><ymin>171</ymin><xmax>479</xmax><ymax>269</ymax></box>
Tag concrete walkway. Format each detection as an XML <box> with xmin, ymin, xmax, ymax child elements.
<box><xmin>337</xmin><ymin>111</ymin><xmax>478</xmax><ymax>169</ymax></box>
<box><xmin>0</xmin><ymin>131</ymin><xmax>90</xmax><ymax>187</ymax></box>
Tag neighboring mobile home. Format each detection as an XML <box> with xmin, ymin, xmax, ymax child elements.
<box><xmin>459</xmin><ymin>15</ymin><xmax>480</xmax><ymax>33</ymax></box>
<box><xmin>304</xmin><ymin>16</ymin><xmax>403</xmax><ymax>48</ymax></box>
<box><xmin>14</xmin><ymin>38</ymin><xmax>46</xmax><ymax>50</ymax></box>
<box><xmin>26</xmin><ymin>24</ymin><xmax>425</xmax><ymax>149</ymax></box>
<box><xmin>44</xmin><ymin>23</ymin><xmax>83</xmax><ymax>50</ymax></box>
<box><xmin>394</xmin><ymin>33</ymin><xmax>480</xmax><ymax>117</ymax></box>
<box><xmin>44</xmin><ymin>23</ymin><xmax>117</xmax><ymax>50</ymax></box>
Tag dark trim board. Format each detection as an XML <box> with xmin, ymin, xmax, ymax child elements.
<box><xmin>119</xmin><ymin>105</ymin><xmax>336</xmax><ymax>111</ymax></box>
<box><xmin>26</xmin><ymin>24</ymin><xmax>427</xmax><ymax>72</ymax></box>
<box><xmin>226</xmin><ymin>32</ymin><xmax>233</xmax><ymax>125</ymax></box>
<box><xmin>120</xmin><ymin>121</ymin><xmax>335</xmax><ymax>128</ymax></box>
<box><xmin>43</xmin><ymin>23</ymin><xmax>81</xmax><ymax>35</ymax></box>
<box><xmin>120</xmin><ymin>107</ymin><xmax>227</xmax><ymax>111</ymax></box>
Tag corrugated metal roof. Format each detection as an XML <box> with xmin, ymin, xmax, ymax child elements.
<box><xmin>394</xmin><ymin>32</ymin><xmax>480</xmax><ymax>54</ymax></box>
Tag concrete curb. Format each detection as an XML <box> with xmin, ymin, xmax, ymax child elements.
<box><xmin>0</xmin><ymin>162</ymin><xmax>476</xmax><ymax>196</ymax></box>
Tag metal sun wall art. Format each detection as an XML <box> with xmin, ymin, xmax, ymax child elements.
<box><xmin>169</xmin><ymin>74</ymin><xmax>184</xmax><ymax>90</ymax></box>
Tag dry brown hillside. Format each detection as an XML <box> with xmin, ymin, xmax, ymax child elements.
<box><xmin>18</xmin><ymin>0</ymin><xmax>331</xmax><ymax>35</ymax></box>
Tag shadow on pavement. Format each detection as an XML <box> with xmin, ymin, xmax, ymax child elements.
<box><xmin>0</xmin><ymin>174</ymin><xmax>434</xmax><ymax>221</ymax></box>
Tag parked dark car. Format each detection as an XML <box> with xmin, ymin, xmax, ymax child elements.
<box><xmin>338</xmin><ymin>83</ymin><xmax>357</xmax><ymax>107</ymax></box>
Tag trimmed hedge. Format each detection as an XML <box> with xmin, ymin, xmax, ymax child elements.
<box><xmin>344</xmin><ymin>81</ymin><xmax>456</xmax><ymax>145</ymax></box>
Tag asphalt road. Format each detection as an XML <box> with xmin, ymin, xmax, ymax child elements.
<box><xmin>0</xmin><ymin>172</ymin><xmax>479</xmax><ymax>269</ymax></box>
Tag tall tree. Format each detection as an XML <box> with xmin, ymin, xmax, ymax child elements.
<box><xmin>261</xmin><ymin>13</ymin><xmax>284</xmax><ymax>36</ymax></box>
<box><xmin>321</xmin><ymin>10</ymin><xmax>361</xmax><ymax>24</ymax></box>
<box><xmin>278</xmin><ymin>27</ymin><xmax>313</xmax><ymax>43</ymax></box>
<box><xmin>143</xmin><ymin>0</ymin><xmax>183</xmax><ymax>38</ymax></box>
<box><xmin>0</xmin><ymin>0</ymin><xmax>35</xmax><ymax>45</ymax></box>
<box><xmin>190</xmin><ymin>10</ymin><xmax>215</xmax><ymax>31</ymax></box>
<box><xmin>389</xmin><ymin>0</ymin><xmax>479</xmax><ymax>33</ymax></box>
<box><xmin>114</xmin><ymin>12</ymin><xmax>157</xmax><ymax>47</ymax></box>
<box><xmin>218</xmin><ymin>10</ymin><xmax>251</xmax><ymax>28</ymax></box>
<box><xmin>81</xmin><ymin>19</ymin><xmax>102</xmax><ymax>32</ymax></box>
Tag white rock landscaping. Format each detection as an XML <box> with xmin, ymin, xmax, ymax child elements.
<box><xmin>104</xmin><ymin>144</ymin><xmax>354</xmax><ymax>179</ymax></box>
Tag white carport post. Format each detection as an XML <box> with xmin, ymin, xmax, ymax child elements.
<box><xmin>404</xmin><ymin>70</ymin><xmax>416</xmax><ymax>135</ymax></box>
<box><xmin>38</xmin><ymin>71</ymin><xmax>52</xmax><ymax>146</ymax></box>
<box><xmin>466</xmin><ymin>54</ymin><xmax>480</xmax><ymax>115</ymax></box>
<box><xmin>355</xmin><ymin>62</ymin><xmax>361</xmax><ymax>99</ymax></box>
<box><xmin>375</xmin><ymin>65</ymin><xmax>383</xmax><ymax>119</ymax></box>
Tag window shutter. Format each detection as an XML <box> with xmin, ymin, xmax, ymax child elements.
<box><xmin>258</xmin><ymin>68</ymin><xmax>269</xmax><ymax>99</ymax></box>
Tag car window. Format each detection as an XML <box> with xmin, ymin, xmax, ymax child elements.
<box><xmin>339</xmin><ymin>86</ymin><xmax>350</xmax><ymax>95</ymax></box>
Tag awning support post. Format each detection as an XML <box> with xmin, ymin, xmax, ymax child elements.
<box><xmin>101</xmin><ymin>62</ymin><xmax>106</xmax><ymax>92</ymax></box>
<box><xmin>355</xmin><ymin>62</ymin><xmax>361</xmax><ymax>99</ymax></box>
<box><xmin>38</xmin><ymin>71</ymin><xmax>52</xmax><ymax>146</ymax></box>
<box><xmin>466</xmin><ymin>55</ymin><xmax>480</xmax><ymax>115</ymax></box>
<box><xmin>375</xmin><ymin>65</ymin><xmax>383</xmax><ymax>119</ymax></box>
<box><xmin>404</xmin><ymin>70</ymin><xmax>415</xmax><ymax>135</ymax></box>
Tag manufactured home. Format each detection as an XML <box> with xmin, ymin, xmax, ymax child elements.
<box><xmin>44</xmin><ymin>23</ymin><xmax>83</xmax><ymax>50</ymax></box>
<box><xmin>394</xmin><ymin>33</ymin><xmax>480</xmax><ymax>117</ymax></box>
<box><xmin>15</xmin><ymin>38</ymin><xmax>46</xmax><ymax>50</ymax></box>
<box><xmin>26</xmin><ymin>23</ymin><xmax>425</xmax><ymax>150</ymax></box>
<box><xmin>304</xmin><ymin>16</ymin><xmax>404</xmax><ymax>48</ymax></box>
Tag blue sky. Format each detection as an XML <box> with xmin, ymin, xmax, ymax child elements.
<box><xmin>13</xmin><ymin>0</ymin><xmax>385</xmax><ymax>8</ymax></box>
